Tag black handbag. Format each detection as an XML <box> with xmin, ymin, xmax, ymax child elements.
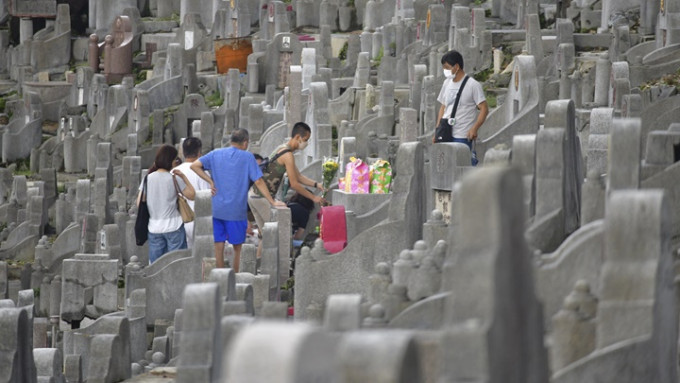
<box><xmin>434</xmin><ymin>75</ymin><xmax>470</xmax><ymax>143</ymax></box>
<box><xmin>135</xmin><ymin>176</ymin><xmax>150</xmax><ymax>246</ymax></box>
<box><xmin>434</xmin><ymin>119</ymin><xmax>454</xmax><ymax>143</ymax></box>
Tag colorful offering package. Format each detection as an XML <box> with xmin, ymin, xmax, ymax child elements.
<box><xmin>370</xmin><ymin>159</ymin><xmax>392</xmax><ymax>194</ymax></box>
<box><xmin>344</xmin><ymin>157</ymin><xmax>370</xmax><ymax>194</ymax></box>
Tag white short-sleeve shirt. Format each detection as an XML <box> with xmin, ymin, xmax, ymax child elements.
<box><xmin>437</xmin><ymin>75</ymin><xmax>486</xmax><ymax>138</ymax></box>
<box><xmin>139</xmin><ymin>171</ymin><xmax>186</xmax><ymax>234</ymax></box>
<box><xmin>172</xmin><ymin>162</ymin><xmax>211</xmax><ymax>212</ymax></box>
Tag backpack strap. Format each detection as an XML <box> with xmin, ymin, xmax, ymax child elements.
<box><xmin>270</xmin><ymin>148</ymin><xmax>292</xmax><ymax>163</ymax></box>
<box><xmin>449</xmin><ymin>75</ymin><xmax>470</xmax><ymax>119</ymax></box>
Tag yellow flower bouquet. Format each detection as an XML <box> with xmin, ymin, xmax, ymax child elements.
<box><xmin>322</xmin><ymin>157</ymin><xmax>339</xmax><ymax>198</ymax></box>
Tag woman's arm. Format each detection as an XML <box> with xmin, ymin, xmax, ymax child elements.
<box><xmin>172</xmin><ymin>169</ymin><xmax>196</xmax><ymax>200</ymax></box>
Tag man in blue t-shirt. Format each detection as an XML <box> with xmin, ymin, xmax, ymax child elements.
<box><xmin>191</xmin><ymin>129</ymin><xmax>285</xmax><ymax>271</ymax></box>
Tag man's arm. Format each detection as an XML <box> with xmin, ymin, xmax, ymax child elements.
<box><xmin>281</xmin><ymin>153</ymin><xmax>324</xmax><ymax>203</ymax></box>
<box><xmin>190</xmin><ymin>159</ymin><xmax>217</xmax><ymax>196</ymax></box>
<box><xmin>253</xmin><ymin>178</ymin><xmax>286</xmax><ymax>207</ymax></box>
<box><xmin>466</xmin><ymin>100</ymin><xmax>488</xmax><ymax>141</ymax></box>
<box><xmin>295</xmin><ymin>168</ymin><xmax>324</xmax><ymax>192</ymax></box>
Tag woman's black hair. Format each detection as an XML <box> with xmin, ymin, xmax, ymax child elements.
<box><xmin>150</xmin><ymin>144</ymin><xmax>178</xmax><ymax>172</ymax></box>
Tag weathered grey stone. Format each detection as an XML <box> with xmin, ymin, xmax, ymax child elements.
<box><xmin>33</xmin><ymin>348</ymin><xmax>65</xmax><ymax>383</ymax></box>
<box><xmin>208</xmin><ymin>268</ymin><xmax>236</xmax><ymax>301</ymax></box>
<box><xmin>0</xmin><ymin>261</ymin><xmax>7</xmax><ymax>299</ymax></box>
<box><xmin>234</xmin><ymin>283</ymin><xmax>254</xmax><ymax>316</ymax></box>
<box><xmin>223</xmin><ymin>322</ymin><xmax>339</xmax><ymax>382</ymax></box>
<box><xmin>60</xmin><ymin>257</ymin><xmax>118</xmax><ymax>323</ymax></box>
<box><xmin>477</xmin><ymin>54</ymin><xmax>540</xmax><ymax>162</ymax></box>
<box><xmin>87</xmin><ymin>333</ymin><xmax>130</xmax><ymax>383</ymax></box>
<box><xmin>550</xmin><ymin>289</ymin><xmax>597</xmax><ymax>371</ymax></box>
<box><xmin>260</xmin><ymin>301</ymin><xmax>289</xmax><ymax>319</ymax></box>
<box><xmin>607</xmin><ymin>118</ymin><xmax>641</xmax><ymax>191</ymax></box>
<box><xmin>337</xmin><ymin>331</ymin><xmax>422</xmax><ymax>383</ymax></box>
<box><xmin>526</xmin><ymin>100</ymin><xmax>582</xmax><ymax>253</ymax></box>
<box><xmin>440</xmin><ymin>167</ymin><xmax>549</xmax><ymax>382</ymax></box>
<box><xmin>64</xmin><ymin>354</ymin><xmax>81</xmax><ymax>383</ymax></box>
<box><xmin>0</xmin><ymin>307</ymin><xmax>37</xmax><ymax>383</ymax></box>
<box><xmin>239</xmin><ymin>244</ymin><xmax>257</xmax><ymax>275</ymax></box>
<box><xmin>176</xmin><ymin>283</ymin><xmax>222</xmax><ymax>383</ymax></box>
<box><xmin>554</xmin><ymin>190</ymin><xmax>677</xmax><ymax>382</ymax></box>
<box><xmin>235</xmin><ymin>273</ymin><xmax>269</xmax><ymax>315</ymax></box>
<box><xmin>323</xmin><ymin>294</ymin><xmax>362</xmax><ymax>332</ymax></box>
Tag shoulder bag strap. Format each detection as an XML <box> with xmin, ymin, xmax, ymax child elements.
<box><xmin>449</xmin><ymin>75</ymin><xmax>470</xmax><ymax>119</ymax></box>
<box><xmin>141</xmin><ymin>175</ymin><xmax>148</xmax><ymax>202</ymax></box>
<box><xmin>172</xmin><ymin>174</ymin><xmax>184</xmax><ymax>197</ymax></box>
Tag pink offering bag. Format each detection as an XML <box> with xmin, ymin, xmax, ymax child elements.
<box><xmin>344</xmin><ymin>157</ymin><xmax>370</xmax><ymax>194</ymax></box>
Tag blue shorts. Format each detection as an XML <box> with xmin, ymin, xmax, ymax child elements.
<box><xmin>213</xmin><ymin>218</ymin><xmax>247</xmax><ymax>245</ymax></box>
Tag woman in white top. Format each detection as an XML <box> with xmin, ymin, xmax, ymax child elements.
<box><xmin>138</xmin><ymin>144</ymin><xmax>196</xmax><ymax>263</ymax></box>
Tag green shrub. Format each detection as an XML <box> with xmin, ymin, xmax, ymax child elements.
<box><xmin>338</xmin><ymin>41</ymin><xmax>349</xmax><ymax>61</ymax></box>
<box><xmin>205</xmin><ymin>91</ymin><xmax>224</xmax><ymax>108</ymax></box>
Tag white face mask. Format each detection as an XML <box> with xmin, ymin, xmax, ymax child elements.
<box><xmin>443</xmin><ymin>69</ymin><xmax>452</xmax><ymax>78</ymax></box>
<box><xmin>298</xmin><ymin>138</ymin><xmax>309</xmax><ymax>150</ymax></box>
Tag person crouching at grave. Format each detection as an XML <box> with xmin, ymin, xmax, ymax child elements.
<box><xmin>138</xmin><ymin>144</ymin><xmax>196</xmax><ymax>264</ymax></box>
<box><xmin>190</xmin><ymin>129</ymin><xmax>286</xmax><ymax>271</ymax></box>
<box><xmin>432</xmin><ymin>50</ymin><xmax>489</xmax><ymax>166</ymax></box>
<box><xmin>287</xmin><ymin>191</ymin><xmax>315</xmax><ymax>248</ymax></box>
<box><xmin>248</xmin><ymin>122</ymin><xmax>326</xmax><ymax>260</ymax></box>
<box><xmin>173</xmin><ymin>137</ymin><xmax>212</xmax><ymax>248</ymax></box>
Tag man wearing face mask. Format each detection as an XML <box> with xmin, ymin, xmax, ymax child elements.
<box><xmin>433</xmin><ymin>50</ymin><xmax>488</xmax><ymax>166</ymax></box>
<box><xmin>248</xmin><ymin>122</ymin><xmax>325</xmax><ymax>259</ymax></box>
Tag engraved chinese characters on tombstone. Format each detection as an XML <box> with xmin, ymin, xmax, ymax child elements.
<box><xmin>10</xmin><ymin>0</ymin><xmax>56</xmax><ymax>17</ymax></box>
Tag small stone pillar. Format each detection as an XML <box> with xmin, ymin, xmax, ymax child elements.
<box><xmin>88</xmin><ymin>34</ymin><xmax>99</xmax><ymax>73</ymax></box>
<box><xmin>20</xmin><ymin>18</ymin><xmax>33</xmax><ymax>44</ymax></box>
<box><xmin>103</xmin><ymin>35</ymin><xmax>114</xmax><ymax>80</ymax></box>
<box><xmin>550</xmin><ymin>280</ymin><xmax>598</xmax><ymax>370</ymax></box>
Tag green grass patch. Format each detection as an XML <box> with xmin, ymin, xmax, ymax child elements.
<box><xmin>485</xmin><ymin>92</ymin><xmax>497</xmax><ymax>108</ymax></box>
<box><xmin>133</xmin><ymin>67</ymin><xmax>148</xmax><ymax>85</ymax></box>
<box><xmin>474</xmin><ymin>68</ymin><xmax>494</xmax><ymax>83</ymax></box>
<box><xmin>372</xmin><ymin>46</ymin><xmax>384</xmax><ymax>69</ymax></box>
<box><xmin>205</xmin><ymin>91</ymin><xmax>224</xmax><ymax>108</ymax></box>
<box><xmin>0</xmin><ymin>90</ymin><xmax>19</xmax><ymax>114</ymax></box>
<box><xmin>12</xmin><ymin>157</ymin><xmax>32</xmax><ymax>177</ymax></box>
